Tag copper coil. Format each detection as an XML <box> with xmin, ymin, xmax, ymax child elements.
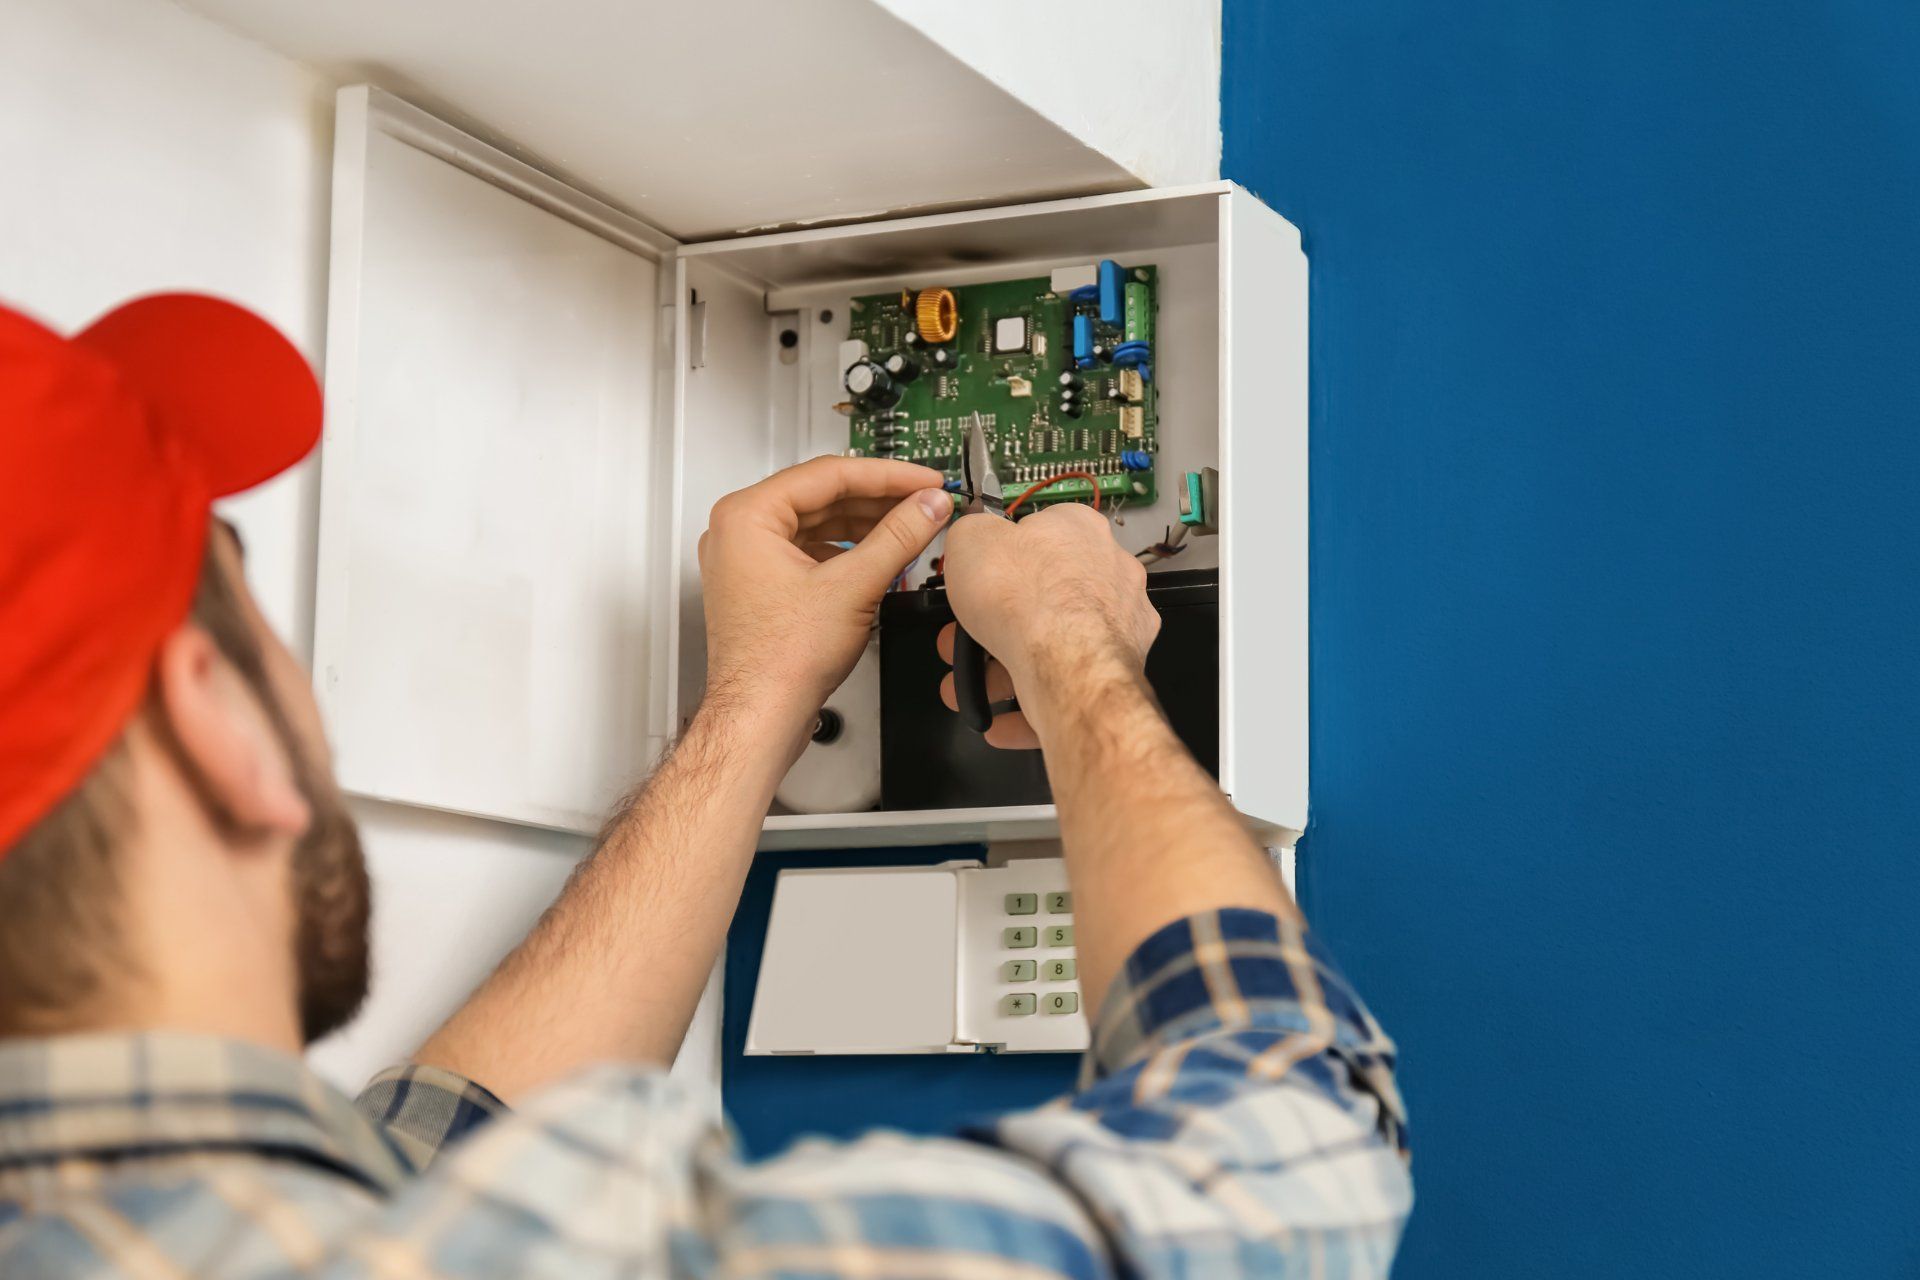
<box><xmin>914</xmin><ymin>287</ymin><xmax>958</xmax><ymax>343</ymax></box>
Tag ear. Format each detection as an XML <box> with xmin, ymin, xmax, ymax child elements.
<box><xmin>153</xmin><ymin>623</ymin><xmax>311</xmax><ymax>839</ymax></box>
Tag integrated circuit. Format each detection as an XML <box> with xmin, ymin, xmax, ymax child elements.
<box><xmin>839</xmin><ymin>262</ymin><xmax>1158</xmax><ymax>512</ymax></box>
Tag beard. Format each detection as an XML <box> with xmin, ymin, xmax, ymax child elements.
<box><xmin>286</xmin><ymin>753</ymin><xmax>371</xmax><ymax>1044</ymax></box>
<box><xmin>232</xmin><ymin>657</ymin><xmax>372</xmax><ymax>1045</ymax></box>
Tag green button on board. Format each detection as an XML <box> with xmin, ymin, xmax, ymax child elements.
<box><xmin>1043</xmin><ymin>992</ymin><xmax>1079</xmax><ymax>1015</ymax></box>
<box><xmin>1042</xmin><ymin>925</ymin><xmax>1074</xmax><ymax>948</ymax></box>
<box><xmin>1002</xmin><ymin>993</ymin><xmax>1036</xmax><ymax>1016</ymax></box>
<box><xmin>1003</xmin><ymin>960</ymin><xmax>1037</xmax><ymax>982</ymax></box>
<box><xmin>1045</xmin><ymin>891</ymin><xmax>1072</xmax><ymax>913</ymax></box>
<box><xmin>1005</xmin><ymin>893</ymin><xmax>1038</xmax><ymax>915</ymax></box>
<box><xmin>1043</xmin><ymin>958</ymin><xmax>1076</xmax><ymax>981</ymax></box>
<box><xmin>1004</xmin><ymin>927</ymin><xmax>1037</xmax><ymax>948</ymax></box>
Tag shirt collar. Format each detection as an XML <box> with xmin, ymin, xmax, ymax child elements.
<box><xmin>0</xmin><ymin>1030</ymin><xmax>412</xmax><ymax>1194</ymax></box>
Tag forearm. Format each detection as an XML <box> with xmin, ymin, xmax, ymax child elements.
<box><xmin>1026</xmin><ymin>653</ymin><xmax>1297</xmax><ymax>1013</ymax></box>
<box><xmin>415</xmin><ymin>696</ymin><xmax>796</xmax><ymax>1101</ymax></box>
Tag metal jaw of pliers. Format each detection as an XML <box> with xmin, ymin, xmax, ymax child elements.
<box><xmin>950</xmin><ymin>414</ymin><xmax>1015</xmax><ymax>732</ymax></box>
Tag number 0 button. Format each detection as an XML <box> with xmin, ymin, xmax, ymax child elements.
<box><xmin>1004</xmin><ymin>927</ymin><xmax>1037</xmax><ymax>948</ymax></box>
<box><xmin>1044</xmin><ymin>992</ymin><xmax>1079</xmax><ymax>1015</ymax></box>
<box><xmin>1042</xmin><ymin>925</ymin><xmax>1074</xmax><ymax>947</ymax></box>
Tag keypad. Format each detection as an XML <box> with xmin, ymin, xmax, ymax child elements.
<box><xmin>1002</xmin><ymin>883</ymin><xmax>1078</xmax><ymax>1024</ymax></box>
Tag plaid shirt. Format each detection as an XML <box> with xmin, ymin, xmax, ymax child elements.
<box><xmin>0</xmin><ymin>909</ymin><xmax>1410</xmax><ymax>1277</ymax></box>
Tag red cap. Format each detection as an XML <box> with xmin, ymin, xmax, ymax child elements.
<box><xmin>0</xmin><ymin>294</ymin><xmax>321</xmax><ymax>855</ymax></box>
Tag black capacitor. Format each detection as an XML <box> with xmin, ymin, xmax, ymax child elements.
<box><xmin>1092</xmin><ymin>342</ymin><xmax>1111</xmax><ymax>363</ymax></box>
<box><xmin>883</xmin><ymin>352</ymin><xmax>921</xmax><ymax>382</ymax></box>
<box><xmin>1057</xmin><ymin>371</ymin><xmax>1083</xmax><ymax>391</ymax></box>
<box><xmin>903</xmin><ymin>330</ymin><xmax>924</xmax><ymax>348</ymax></box>
<box><xmin>929</xmin><ymin>346</ymin><xmax>955</xmax><ymax>370</ymax></box>
<box><xmin>844</xmin><ymin>360</ymin><xmax>902</xmax><ymax>409</ymax></box>
<box><xmin>1060</xmin><ymin>398</ymin><xmax>1085</xmax><ymax>419</ymax></box>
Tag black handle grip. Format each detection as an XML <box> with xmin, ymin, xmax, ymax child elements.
<box><xmin>951</xmin><ymin>622</ymin><xmax>994</xmax><ymax>733</ymax></box>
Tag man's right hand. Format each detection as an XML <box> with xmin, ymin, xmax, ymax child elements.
<box><xmin>938</xmin><ymin>503</ymin><xmax>1160</xmax><ymax>748</ymax></box>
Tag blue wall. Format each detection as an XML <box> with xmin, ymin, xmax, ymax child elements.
<box><xmin>1221</xmin><ymin>2</ymin><xmax>1920</xmax><ymax>1274</ymax></box>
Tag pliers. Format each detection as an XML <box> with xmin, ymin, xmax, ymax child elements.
<box><xmin>950</xmin><ymin>413</ymin><xmax>1018</xmax><ymax>733</ymax></box>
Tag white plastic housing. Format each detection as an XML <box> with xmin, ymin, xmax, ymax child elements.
<box><xmin>314</xmin><ymin>87</ymin><xmax>1306</xmax><ymax>853</ymax></box>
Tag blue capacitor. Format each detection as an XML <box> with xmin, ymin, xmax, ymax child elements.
<box><xmin>1121</xmin><ymin>449</ymin><xmax>1153</xmax><ymax>471</ymax></box>
<box><xmin>1072</xmin><ymin>313</ymin><xmax>1095</xmax><ymax>368</ymax></box>
<box><xmin>1098</xmin><ymin>259</ymin><xmax>1123</xmax><ymax>325</ymax></box>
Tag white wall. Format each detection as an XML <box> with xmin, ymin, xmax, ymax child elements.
<box><xmin>0</xmin><ymin>0</ymin><xmax>607</xmax><ymax>1093</ymax></box>
<box><xmin>876</xmin><ymin>0</ymin><xmax>1224</xmax><ymax>188</ymax></box>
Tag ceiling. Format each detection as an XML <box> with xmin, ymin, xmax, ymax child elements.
<box><xmin>178</xmin><ymin>0</ymin><xmax>1144</xmax><ymax>240</ymax></box>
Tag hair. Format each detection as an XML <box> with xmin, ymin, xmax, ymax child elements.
<box><xmin>0</xmin><ymin>528</ymin><xmax>261</xmax><ymax>1034</ymax></box>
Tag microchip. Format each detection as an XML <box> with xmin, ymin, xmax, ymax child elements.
<box><xmin>993</xmin><ymin>315</ymin><xmax>1029</xmax><ymax>354</ymax></box>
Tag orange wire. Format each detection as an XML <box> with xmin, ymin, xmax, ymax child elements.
<box><xmin>1005</xmin><ymin>470</ymin><xmax>1103</xmax><ymax>517</ymax></box>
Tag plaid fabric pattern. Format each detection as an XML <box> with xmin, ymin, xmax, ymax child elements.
<box><xmin>0</xmin><ymin>908</ymin><xmax>1410</xmax><ymax>1277</ymax></box>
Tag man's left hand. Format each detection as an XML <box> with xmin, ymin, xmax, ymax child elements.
<box><xmin>698</xmin><ymin>455</ymin><xmax>951</xmax><ymax>741</ymax></box>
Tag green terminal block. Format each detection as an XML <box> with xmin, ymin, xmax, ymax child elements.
<box><xmin>1022</xmin><ymin>471</ymin><xmax>1143</xmax><ymax>510</ymax></box>
<box><xmin>1123</xmin><ymin>280</ymin><xmax>1152</xmax><ymax>345</ymax></box>
<box><xmin>1178</xmin><ymin>466</ymin><xmax>1221</xmax><ymax>535</ymax></box>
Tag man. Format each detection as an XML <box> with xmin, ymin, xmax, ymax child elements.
<box><xmin>0</xmin><ymin>293</ymin><xmax>1410</xmax><ymax>1277</ymax></box>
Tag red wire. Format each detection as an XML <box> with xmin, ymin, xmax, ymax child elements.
<box><xmin>1005</xmin><ymin>470</ymin><xmax>1103</xmax><ymax>517</ymax></box>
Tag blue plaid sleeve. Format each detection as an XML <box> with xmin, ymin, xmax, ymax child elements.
<box><xmin>322</xmin><ymin>908</ymin><xmax>1408</xmax><ymax>1278</ymax></box>
<box><xmin>974</xmin><ymin>908</ymin><xmax>1413</xmax><ymax>1277</ymax></box>
<box><xmin>354</xmin><ymin>1063</ymin><xmax>508</xmax><ymax>1173</ymax></box>
<box><xmin>713</xmin><ymin>908</ymin><xmax>1409</xmax><ymax>1277</ymax></box>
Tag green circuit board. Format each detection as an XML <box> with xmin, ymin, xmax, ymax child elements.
<box><xmin>844</xmin><ymin>265</ymin><xmax>1158</xmax><ymax>511</ymax></box>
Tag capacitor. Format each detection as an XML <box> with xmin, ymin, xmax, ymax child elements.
<box><xmin>844</xmin><ymin>360</ymin><xmax>901</xmax><ymax>410</ymax></box>
<box><xmin>1058</xmin><ymin>371</ymin><xmax>1083</xmax><ymax>391</ymax></box>
<box><xmin>883</xmin><ymin>352</ymin><xmax>921</xmax><ymax>382</ymax></box>
<box><xmin>903</xmin><ymin>330</ymin><xmax>924</xmax><ymax>348</ymax></box>
<box><xmin>1072</xmin><ymin>314</ymin><xmax>1095</xmax><ymax>369</ymax></box>
<box><xmin>930</xmin><ymin>346</ymin><xmax>956</xmax><ymax>370</ymax></box>
<box><xmin>1098</xmin><ymin>259</ymin><xmax>1124</xmax><ymax>326</ymax></box>
<box><xmin>1060</xmin><ymin>398</ymin><xmax>1085</xmax><ymax>420</ymax></box>
<box><xmin>1092</xmin><ymin>343</ymin><xmax>1111</xmax><ymax>364</ymax></box>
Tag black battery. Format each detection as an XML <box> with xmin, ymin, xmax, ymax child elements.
<box><xmin>877</xmin><ymin>567</ymin><xmax>1219</xmax><ymax>811</ymax></box>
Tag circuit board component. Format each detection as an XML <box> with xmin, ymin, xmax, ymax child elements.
<box><xmin>841</xmin><ymin>262</ymin><xmax>1158</xmax><ymax>511</ymax></box>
